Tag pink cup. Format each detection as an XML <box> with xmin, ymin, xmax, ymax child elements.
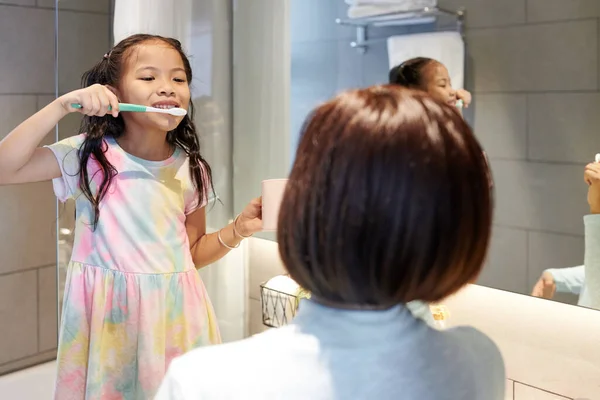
<box><xmin>261</xmin><ymin>179</ymin><xmax>288</xmax><ymax>232</ymax></box>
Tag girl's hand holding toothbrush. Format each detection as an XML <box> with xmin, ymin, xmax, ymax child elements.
<box><xmin>58</xmin><ymin>84</ymin><xmax>120</xmax><ymax>118</ymax></box>
<box><xmin>456</xmin><ymin>89</ymin><xmax>471</xmax><ymax>108</ymax></box>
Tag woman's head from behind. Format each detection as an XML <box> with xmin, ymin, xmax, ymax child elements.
<box><xmin>389</xmin><ymin>57</ymin><xmax>457</xmax><ymax>106</ymax></box>
<box><xmin>278</xmin><ymin>86</ymin><xmax>492</xmax><ymax>307</ymax></box>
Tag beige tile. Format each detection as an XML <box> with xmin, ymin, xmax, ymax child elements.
<box><xmin>528</xmin><ymin>93</ymin><xmax>600</xmax><ymax>163</ymax></box>
<box><xmin>490</xmin><ymin>159</ymin><xmax>588</xmax><ymax>236</ymax></box>
<box><xmin>439</xmin><ymin>0</ymin><xmax>526</xmax><ymax>28</ymax></box>
<box><xmin>0</xmin><ymin>6</ymin><xmax>54</xmax><ymax>94</ymax></box>
<box><xmin>0</xmin><ymin>271</ymin><xmax>38</xmax><ymax>364</ymax></box>
<box><xmin>57</xmin><ymin>10</ymin><xmax>111</xmax><ymax>93</ymax></box>
<box><xmin>505</xmin><ymin>379</ymin><xmax>514</xmax><ymax>400</ymax></box>
<box><xmin>0</xmin><ymin>95</ymin><xmax>38</xmax><ymax>137</ymax></box>
<box><xmin>38</xmin><ymin>0</ymin><xmax>110</xmax><ymax>13</ymax></box>
<box><xmin>0</xmin><ymin>182</ymin><xmax>57</xmax><ymax>274</ymax></box>
<box><xmin>0</xmin><ymin>360</ymin><xmax>57</xmax><ymax>399</ymax></box>
<box><xmin>478</xmin><ymin>226</ymin><xmax>528</xmax><ymax>295</ymax></box>
<box><xmin>38</xmin><ymin>266</ymin><xmax>58</xmax><ymax>352</ymax></box>
<box><xmin>514</xmin><ymin>383</ymin><xmax>570</xmax><ymax>399</ymax></box>
<box><xmin>467</xmin><ymin>20</ymin><xmax>597</xmax><ymax>92</ymax></box>
<box><xmin>527</xmin><ymin>0</ymin><xmax>600</xmax><ymax>23</ymax></box>
<box><xmin>444</xmin><ymin>285</ymin><xmax>600</xmax><ymax>398</ymax></box>
<box><xmin>248</xmin><ymin>238</ymin><xmax>287</xmax><ymax>300</ymax></box>
<box><xmin>473</xmin><ymin>94</ymin><xmax>527</xmax><ymax>160</ymax></box>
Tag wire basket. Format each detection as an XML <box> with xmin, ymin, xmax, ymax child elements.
<box><xmin>260</xmin><ymin>276</ymin><xmax>311</xmax><ymax>328</ymax></box>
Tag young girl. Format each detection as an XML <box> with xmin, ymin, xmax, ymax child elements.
<box><xmin>0</xmin><ymin>34</ymin><xmax>262</xmax><ymax>399</ymax></box>
<box><xmin>389</xmin><ymin>57</ymin><xmax>472</xmax><ymax>109</ymax></box>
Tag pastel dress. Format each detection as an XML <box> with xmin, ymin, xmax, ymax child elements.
<box><xmin>46</xmin><ymin>134</ymin><xmax>221</xmax><ymax>400</ymax></box>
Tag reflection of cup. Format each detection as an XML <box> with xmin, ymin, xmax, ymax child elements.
<box><xmin>261</xmin><ymin>179</ymin><xmax>288</xmax><ymax>231</ymax></box>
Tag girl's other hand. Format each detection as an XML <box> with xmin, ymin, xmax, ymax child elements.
<box><xmin>456</xmin><ymin>88</ymin><xmax>472</xmax><ymax>108</ymax></box>
<box><xmin>530</xmin><ymin>271</ymin><xmax>556</xmax><ymax>299</ymax></box>
<box><xmin>236</xmin><ymin>197</ymin><xmax>263</xmax><ymax>237</ymax></box>
<box><xmin>57</xmin><ymin>84</ymin><xmax>120</xmax><ymax>118</ymax></box>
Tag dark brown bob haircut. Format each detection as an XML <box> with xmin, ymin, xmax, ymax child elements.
<box><xmin>277</xmin><ymin>85</ymin><xmax>493</xmax><ymax>307</ymax></box>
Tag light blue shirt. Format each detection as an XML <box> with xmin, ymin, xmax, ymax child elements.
<box><xmin>546</xmin><ymin>265</ymin><xmax>589</xmax><ymax>307</ymax></box>
<box><xmin>155</xmin><ymin>299</ymin><xmax>505</xmax><ymax>399</ymax></box>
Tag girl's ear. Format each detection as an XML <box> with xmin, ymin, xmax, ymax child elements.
<box><xmin>106</xmin><ymin>85</ymin><xmax>121</xmax><ymax>102</ymax></box>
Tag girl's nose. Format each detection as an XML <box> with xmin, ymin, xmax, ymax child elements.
<box><xmin>158</xmin><ymin>79</ymin><xmax>175</xmax><ymax>96</ymax></box>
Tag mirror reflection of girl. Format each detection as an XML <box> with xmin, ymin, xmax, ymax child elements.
<box><xmin>389</xmin><ymin>57</ymin><xmax>472</xmax><ymax>109</ymax></box>
<box><xmin>0</xmin><ymin>34</ymin><xmax>262</xmax><ymax>399</ymax></box>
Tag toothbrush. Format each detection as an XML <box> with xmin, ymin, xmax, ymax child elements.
<box><xmin>596</xmin><ymin>153</ymin><xmax>600</xmax><ymax>163</ymax></box>
<box><xmin>70</xmin><ymin>103</ymin><xmax>187</xmax><ymax>116</ymax></box>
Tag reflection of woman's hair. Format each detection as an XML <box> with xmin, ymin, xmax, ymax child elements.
<box><xmin>278</xmin><ymin>86</ymin><xmax>492</xmax><ymax>307</ymax></box>
<box><xmin>389</xmin><ymin>57</ymin><xmax>435</xmax><ymax>88</ymax></box>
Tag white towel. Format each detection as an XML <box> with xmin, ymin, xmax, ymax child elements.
<box><xmin>345</xmin><ymin>0</ymin><xmax>437</xmax><ymax>7</ymax></box>
<box><xmin>347</xmin><ymin>7</ymin><xmax>436</xmax><ymax>25</ymax></box>
<box><xmin>387</xmin><ymin>31</ymin><xmax>464</xmax><ymax>89</ymax></box>
<box><xmin>346</xmin><ymin>0</ymin><xmax>437</xmax><ymax>23</ymax></box>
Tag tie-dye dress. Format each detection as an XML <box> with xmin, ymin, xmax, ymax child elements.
<box><xmin>46</xmin><ymin>134</ymin><xmax>221</xmax><ymax>399</ymax></box>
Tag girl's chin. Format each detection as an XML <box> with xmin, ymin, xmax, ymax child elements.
<box><xmin>146</xmin><ymin>114</ymin><xmax>184</xmax><ymax>132</ymax></box>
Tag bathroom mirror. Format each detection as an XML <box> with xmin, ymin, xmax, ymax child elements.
<box><xmin>234</xmin><ymin>0</ymin><xmax>600</xmax><ymax>311</ymax></box>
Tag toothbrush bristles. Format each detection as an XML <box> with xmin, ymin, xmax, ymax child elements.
<box><xmin>169</xmin><ymin>108</ymin><xmax>187</xmax><ymax>116</ymax></box>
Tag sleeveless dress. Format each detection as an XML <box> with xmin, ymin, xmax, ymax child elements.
<box><xmin>46</xmin><ymin>134</ymin><xmax>221</xmax><ymax>399</ymax></box>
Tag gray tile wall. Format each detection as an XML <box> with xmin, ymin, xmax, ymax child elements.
<box><xmin>0</xmin><ymin>1</ymin><xmax>110</xmax><ymax>375</ymax></box>
<box><xmin>441</xmin><ymin>0</ymin><xmax>598</xmax><ymax>301</ymax></box>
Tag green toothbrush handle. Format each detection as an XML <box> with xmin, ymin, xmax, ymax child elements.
<box><xmin>70</xmin><ymin>103</ymin><xmax>147</xmax><ymax>112</ymax></box>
